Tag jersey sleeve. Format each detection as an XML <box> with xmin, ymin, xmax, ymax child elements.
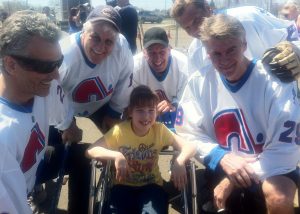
<box><xmin>249</xmin><ymin>81</ymin><xmax>300</xmax><ymax>180</ymax></box>
<box><xmin>187</xmin><ymin>39</ymin><xmax>203</xmax><ymax>75</ymax></box>
<box><xmin>132</xmin><ymin>53</ymin><xmax>144</xmax><ymax>88</ymax></box>
<box><xmin>108</xmin><ymin>36</ymin><xmax>134</xmax><ymax>117</ymax></box>
<box><xmin>173</xmin><ymin>50</ymin><xmax>189</xmax><ymax>104</ymax></box>
<box><xmin>48</xmin><ymin>81</ymin><xmax>74</xmax><ymax>130</ymax></box>
<box><xmin>175</xmin><ymin>74</ymin><xmax>228</xmax><ymax>171</ymax></box>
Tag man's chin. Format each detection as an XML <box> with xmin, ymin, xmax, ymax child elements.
<box><xmin>37</xmin><ymin>90</ymin><xmax>50</xmax><ymax>97</ymax></box>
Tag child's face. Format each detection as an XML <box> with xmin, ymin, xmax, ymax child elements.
<box><xmin>129</xmin><ymin>105</ymin><xmax>157</xmax><ymax>137</ymax></box>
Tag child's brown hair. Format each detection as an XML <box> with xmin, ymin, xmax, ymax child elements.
<box><xmin>124</xmin><ymin>85</ymin><xmax>159</xmax><ymax>119</ymax></box>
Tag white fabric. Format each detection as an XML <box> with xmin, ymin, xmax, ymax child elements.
<box><xmin>188</xmin><ymin>6</ymin><xmax>299</xmax><ymax>75</ymax></box>
<box><xmin>59</xmin><ymin>33</ymin><xmax>134</xmax><ymax>117</ymax></box>
<box><xmin>133</xmin><ymin>49</ymin><xmax>188</xmax><ymax>103</ymax></box>
<box><xmin>0</xmin><ymin>80</ymin><xmax>72</xmax><ymax>213</ymax></box>
<box><xmin>176</xmin><ymin>60</ymin><xmax>300</xmax><ymax>180</ymax></box>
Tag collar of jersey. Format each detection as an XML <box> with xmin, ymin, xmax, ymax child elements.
<box><xmin>149</xmin><ymin>56</ymin><xmax>172</xmax><ymax>82</ymax></box>
<box><xmin>220</xmin><ymin>59</ymin><xmax>257</xmax><ymax>93</ymax></box>
<box><xmin>0</xmin><ymin>97</ymin><xmax>33</xmax><ymax>113</ymax></box>
<box><xmin>76</xmin><ymin>32</ymin><xmax>97</xmax><ymax>69</ymax></box>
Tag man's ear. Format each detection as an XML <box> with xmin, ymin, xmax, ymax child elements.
<box><xmin>2</xmin><ymin>56</ymin><xmax>18</xmax><ymax>75</ymax></box>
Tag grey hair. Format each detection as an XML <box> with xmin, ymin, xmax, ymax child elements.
<box><xmin>200</xmin><ymin>14</ymin><xmax>246</xmax><ymax>43</ymax></box>
<box><xmin>0</xmin><ymin>10</ymin><xmax>61</xmax><ymax>58</ymax></box>
<box><xmin>82</xmin><ymin>20</ymin><xmax>118</xmax><ymax>35</ymax></box>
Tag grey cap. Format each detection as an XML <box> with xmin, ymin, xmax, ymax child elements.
<box><xmin>143</xmin><ymin>27</ymin><xmax>169</xmax><ymax>49</ymax></box>
<box><xmin>86</xmin><ymin>5</ymin><xmax>121</xmax><ymax>32</ymax></box>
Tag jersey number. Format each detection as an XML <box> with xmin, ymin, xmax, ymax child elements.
<box><xmin>279</xmin><ymin>120</ymin><xmax>300</xmax><ymax>145</ymax></box>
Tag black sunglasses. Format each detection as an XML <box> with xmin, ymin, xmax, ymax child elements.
<box><xmin>11</xmin><ymin>55</ymin><xmax>64</xmax><ymax>74</ymax></box>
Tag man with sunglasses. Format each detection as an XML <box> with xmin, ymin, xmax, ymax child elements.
<box><xmin>58</xmin><ymin>5</ymin><xmax>133</xmax><ymax>133</ymax></box>
<box><xmin>0</xmin><ymin>10</ymin><xmax>88</xmax><ymax>213</ymax></box>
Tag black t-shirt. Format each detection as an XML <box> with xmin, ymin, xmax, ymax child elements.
<box><xmin>118</xmin><ymin>4</ymin><xmax>138</xmax><ymax>54</ymax></box>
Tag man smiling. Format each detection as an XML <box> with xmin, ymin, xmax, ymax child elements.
<box><xmin>133</xmin><ymin>27</ymin><xmax>188</xmax><ymax>129</ymax></box>
<box><xmin>59</xmin><ymin>5</ymin><xmax>133</xmax><ymax>132</ymax></box>
<box><xmin>175</xmin><ymin>14</ymin><xmax>300</xmax><ymax>213</ymax></box>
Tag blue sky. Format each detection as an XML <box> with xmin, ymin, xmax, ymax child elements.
<box><xmin>6</xmin><ymin>0</ymin><xmax>174</xmax><ymax>10</ymax></box>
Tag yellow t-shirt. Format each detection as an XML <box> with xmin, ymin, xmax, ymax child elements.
<box><xmin>104</xmin><ymin>120</ymin><xmax>175</xmax><ymax>186</ymax></box>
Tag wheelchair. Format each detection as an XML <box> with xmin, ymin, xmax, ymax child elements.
<box><xmin>88</xmin><ymin>159</ymin><xmax>113</xmax><ymax>214</ymax></box>
<box><xmin>88</xmin><ymin>150</ymin><xmax>198</xmax><ymax>214</ymax></box>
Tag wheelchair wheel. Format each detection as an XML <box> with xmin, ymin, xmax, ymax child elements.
<box><xmin>88</xmin><ymin>160</ymin><xmax>112</xmax><ymax>214</ymax></box>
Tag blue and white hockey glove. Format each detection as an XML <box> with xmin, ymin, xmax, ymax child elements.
<box><xmin>262</xmin><ymin>41</ymin><xmax>300</xmax><ymax>82</ymax></box>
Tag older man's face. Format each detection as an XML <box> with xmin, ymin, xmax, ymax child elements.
<box><xmin>204</xmin><ymin>37</ymin><xmax>247</xmax><ymax>82</ymax></box>
<box><xmin>144</xmin><ymin>43</ymin><xmax>170</xmax><ymax>74</ymax></box>
<box><xmin>81</xmin><ymin>22</ymin><xmax>117</xmax><ymax>64</ymax></box>
<box><xmin>176</xmin><ymin>4</ymin><xmax>210</xmax><ymax>38</ymax></box>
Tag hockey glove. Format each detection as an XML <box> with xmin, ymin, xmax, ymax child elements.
<box><xmin>262</xmin><ymin>41</ymin><xmax>300</xmax><ymax>82</ymax></box>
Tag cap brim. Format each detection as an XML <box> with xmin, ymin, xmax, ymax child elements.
<box><xmin>88</xmin><ymin>17</ymin><xmax>120</xmax><ymax>32</ymax></box>
<box><xmin>144</xmin><ymin>40</ymin><xmax>168</xmax><ymax>49</ymax></box>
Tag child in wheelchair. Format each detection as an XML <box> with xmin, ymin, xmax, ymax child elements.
<box><xmin>86</xmin><ymin>85</ymin><xmax>196</xmax><ymax>214</ymax></box>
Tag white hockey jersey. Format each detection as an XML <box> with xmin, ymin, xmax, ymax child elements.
<box><xmin>188</xmin><ymin>6</ymin><xmax>299</xmax><ymax>74</ymax></box>
<box><xmin>133</xmin><ymin>49</ymin><xmax>188</xmax><ymax>104</ymax></box>
<box><xmin>59</xmin><ymin>32</ymin><xmax>133</xmax><ymax>117</ymax></box>
<box><xmin>175</xmin><ymin>60</ymin><xmax>300</xmax><ymax>180</ymax></box>
<box><xmin>0</xmin><ymin>80</ymin><xmax>73</xmax><ymax>213</ymax></box>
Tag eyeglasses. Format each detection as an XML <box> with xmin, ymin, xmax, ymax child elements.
<box><xmin>11</xmin><ymin>55</ymin><xmax>64</xmax><ymax>74</ymax></box>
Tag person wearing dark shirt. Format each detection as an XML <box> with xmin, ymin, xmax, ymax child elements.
<box><xmin>116</xmin><ymin>0</ymin><xmax>138</xmax><ymax>54</ymax></box>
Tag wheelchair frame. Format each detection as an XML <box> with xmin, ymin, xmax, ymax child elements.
<box><xmin>88</xmin><ymin>150</ymin><xmax>198</xmax><ymax>214</ymax></box>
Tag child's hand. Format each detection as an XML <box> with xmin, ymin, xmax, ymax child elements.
<box><xmin>170</xmin><ymin>158</ymin><xmax>187</xmax><ymax>190</ymax></box>
<box><xmin>213</xmin><ymin>177</ymin><xmax>234</xmax><ymax>211</ymax></box>
<box><xmin>114</xmin><ymin>152</ymin><xmax>129</xmax><ymax>182</ymax></box>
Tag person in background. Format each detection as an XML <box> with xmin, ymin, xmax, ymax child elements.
<box><xmin>0</xmin><ymin>10</ymin><xmax>83</xmax><ymax>213</ymax></box>
<box><xmin>281</xmin><ymin>0</ymin><xmax>300</xmax><ymax>36</ymax></box>
<box><xmin>133</xmin><ymin>27</ymin><xmax>188</xmax><ymax>130</ymax></box>
<box><xmin>42</xmin><ymin>6</ymin><xmax>56</xmax><ymax>23</ymax></box>
<box><xmin>115</xmin><ymin>0</ymin><xmax>139</xmax><ymax>54</ymax></box>
<box><xmin>68</xmin><ymin>7</ymin><xmax>82</xmax><ymax>33</ymax></box>
<box><xmin>86</xmin><ymin>85</ymin><xmax>197</xmax><ymax>214</ymax></box>
<box><xmin>171</xmin><ymin>0</ymin><xmax>300</xmax><ymax>75</ymax></box>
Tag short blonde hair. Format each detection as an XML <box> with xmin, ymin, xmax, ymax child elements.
<box><xmin>171</xmin><ymin>0</ymin><xmax>209</xmax><ymax>19</ymax></box>
<box><xmin>199</xmin><ymin>14</ymin><xmax>246</xmax><ymax>43</ymax></box>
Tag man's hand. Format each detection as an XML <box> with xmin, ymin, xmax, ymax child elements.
<box><xmin>214</xmin><ymin>177</ymin><xmax>234</xmax><ymax>211</ymax></box>
<box><xmin>157</xmin><ymin>100</ymin><xmax>176</xmax><ymax>114</ymax></box>
<box><xmin>262</xmin><ymin>41</ymin><xmax>300</xmax><ymax>82</ymax></box>
<box><xmin>61</xmin><ymin>119</ymin><xmax>82</xmax><ymax>143</ymax></box>
<box><xmin>220</xmin><ymin>153</ymin><xmax>259</xmax><ymax>188</ymax></box>
<box><xmin>114</xmin><ymin>152</ymin><xmax>129</xmax><ymax>182</ymax></box>
<box><xmin>170</xmin><ymin>156</ymin><xmax>187</xmax><ymax>190</ymax></box>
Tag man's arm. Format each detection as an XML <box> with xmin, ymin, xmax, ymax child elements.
<box><xmin>48</xmin><ymin>81</ymin><xmax>82</xmax><ymax>143</ymax></box>
<box><xmin>175</xmin><ymin>74</ymin><xmax>259</xmax><ymax>187</ymax></box>
<box><xmin>175</xmin><ymin>74</ymin><xmax>227</xmax><ymax>168</ymax></box>
<box><xmin>106</xmin><ymin>35</ymin><xmax>134</xmax><ymax>127</ymax></box>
